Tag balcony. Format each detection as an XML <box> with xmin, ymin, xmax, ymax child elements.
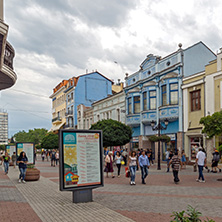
<box><xmin>52</xmin><ymin>116</ymin><xmax>62</xmax><ymax>123</ymax></box>
<box><xmin>64</xmin><ymin>124</ymin><xmax>74</xmax><ymax>129</ymax></box>
<box><xmin>65</xmin><ymin>110</ymin><xmax>73</xmax><ymax>117</ymax></box>
<box><xmin>0</xmin><ymin>20</ymin><xmax>17</xmax><ymax>90</ymax></box>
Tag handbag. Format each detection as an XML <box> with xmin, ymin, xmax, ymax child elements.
<box><xmin>125</xmin><ymin>167</ymin><xmax>130</xmax><ymax>177</ymax></box>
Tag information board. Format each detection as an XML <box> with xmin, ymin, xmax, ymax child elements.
<box><xmin>16</xmin><ymin>143</ymin><xmax>35</xmax><ymax>164</ymax></box>
<box><xmin>59</xmin><ymin>130</ymin><xmax>103</xmax><ymax>191</ymax></box>
<box><xmin>5</xmin><ymin>145</ymin><xmax>16</xmax><ymax>157</ymax></box>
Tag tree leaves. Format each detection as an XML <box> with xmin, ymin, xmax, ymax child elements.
<box><xmin>90</xmin><ymin>119</ymin><xmax>132</xmax><ymax>147</ymax></box>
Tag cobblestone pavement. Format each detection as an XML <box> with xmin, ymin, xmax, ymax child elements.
<box><xmin>1</xmin><ymin>157</ymin><xmax>222</xmax><ymax>222</ymax></box>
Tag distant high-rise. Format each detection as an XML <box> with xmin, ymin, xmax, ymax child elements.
<box><xmin>0</xmin><ymin>111</ymin><xmax>8</xmax><ymax>144</ymax></box>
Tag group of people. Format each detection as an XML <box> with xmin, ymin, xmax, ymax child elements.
<box><xmin>0</xmin><ymin>151</ymin><xmax>29</xmax><ymax>183</ymax></box>
<box><xmin>104</xmin><ymin>146</ymin><xmax>221</xmax><ymax>185</ymax></box>
<box><xmin>41</xmin><ymin>149</ymin><xmax>59</xmax><ymax>166</ymax></box>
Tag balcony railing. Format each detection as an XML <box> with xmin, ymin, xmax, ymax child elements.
<box><xmin>52</xmin><ymin>117</ymin><xmax>62</xmax><ymax>122</ymax></box>
<box><xmin>65</xmin><ymin>110</ymin><xmax>73</xmax><ymax>116</ymax></box>
<box><xmin>4</xmin><ymin>42</ymin><xmax>15</xmax><ymax>70</ymax></box>
<box><xmin>64</xmin><ymin>124</ymin><xmax>74</xmax><ymax>129</ymax></box>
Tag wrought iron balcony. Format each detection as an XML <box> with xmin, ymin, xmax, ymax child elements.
<box><xmin>52</xmin><ymin>117</ymin><xmax>62</xmax><ymax>123</ymax></box>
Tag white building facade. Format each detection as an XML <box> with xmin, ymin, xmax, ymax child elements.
<box><xmin>0</xmin><ymin>111</ymin><xmax>8</xmax><ymax>144</ymax></box>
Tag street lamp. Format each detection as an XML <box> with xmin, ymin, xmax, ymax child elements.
<box><xmin>151</xmin><ymin>118</ymin><xmax>169</xmax><ymax>170</ymax></box>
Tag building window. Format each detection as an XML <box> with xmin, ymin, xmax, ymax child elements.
<box><xmin>149</xmin><ymin>90</ymin><xmax>156</xmax><ymax>110</ymax></box>
<box><xmin>191</xmin><ymin>90</ymin><xmax>201</xmax><ymax>111</ymax></box>
<box><xmin>170</xmin><ymin>83</ymin><xmax>178</xmax><ymax>105</ymax></box>
<box><xmin>143</xmin><ymin>92</ymin><xmax>147</xmax><ymax>111</ymax></box>
<box><xmin>97</xmin><ymin>115</ymin><xmax>100</xmax><ymax>121</ymax></box>
<box><xmin>134</xmin><ymin>96</ymin><xmax>140</xmax><ymax>114</ymax></box>
<box><xmin>128</xmin><ymin>98</ymin><xmax>132</xmax><ymax>114</ymax></box>
<box><xmin>162</xmin><ymin>85</ymin><xmax>167</xmax><ymax>106</ymax></box>
<box><xmin>117</xmin><ymin>109</ymin><xmax>120</xmax><ymax>121</ymax></box>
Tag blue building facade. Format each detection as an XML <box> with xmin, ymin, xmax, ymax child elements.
<box><xmin>64</xmin><ymin>71</ymin><xmax>113</xmax><ymax>128</ymax></box>
<box><xmin>125</xmin><ymin>42</ymin><xmax>216</xmax><ymax>159</ymax></box>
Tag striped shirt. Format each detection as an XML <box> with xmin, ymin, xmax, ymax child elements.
<box><xmin>171</xmin><ymin>156</ymin><xmax>180</xmax><ymax>171</ymax></box>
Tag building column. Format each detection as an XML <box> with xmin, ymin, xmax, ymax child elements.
<box><xmin>0</xmin><ymin>0</ymin><xmax>3</xmax><ymax>21</ymax></box>
<box><xmin>205</xmin><ymin>137</ymin><xmax>214</xmax><ymax>163</ymax></box>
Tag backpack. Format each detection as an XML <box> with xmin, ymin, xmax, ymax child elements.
<box><xmin>213</xmin><ymin>153</ymin><xmax>220</xmax><ymax>162</ymax></box>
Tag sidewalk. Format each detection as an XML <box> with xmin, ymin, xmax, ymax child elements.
<box><xmin>1</xmin><ymin>160</ymin><xmax>222</xmax><ymax>222</ymax></box>
<box><xmin>0</xmin><ymin>165</ymin><xmax>133</xmax><ymax>222</ymax></box>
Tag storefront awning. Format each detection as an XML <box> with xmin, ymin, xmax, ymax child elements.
<box><xmin>48</xmin><ymin>122</ymin><xmax>65</xmax><ymax>132</ymax></box>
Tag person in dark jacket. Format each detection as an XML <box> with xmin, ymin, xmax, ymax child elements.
<box><xmin>17</xmin><ymin>152</ymin><xmax>28</xmax><ymax>183</ymax></box>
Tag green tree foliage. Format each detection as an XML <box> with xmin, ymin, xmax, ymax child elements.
<box><xmin>90</xmin><ymin>119</ymin><xmax>132</xmax><ymax>147</ymax></box>
<box><xmin>13</xmin><ymin>128</ymin><xmax>48</xmax><ymax>144</ymax></box>
<box><xmin>41</xmin><ymin>133</ymin><xmax>59</xmax><ymax>149</ymax></box>
<box><xmin>200</xmin><ymin>111</ymin><xmax>222</xmax><ymax>138</ymax></box>
<box><xmin>149</xmin><ymin>135</ymin><xmax>171</xmax><ymax>143</ymax></box>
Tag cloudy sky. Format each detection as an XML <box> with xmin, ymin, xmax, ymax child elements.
<box><xmin>1</xmin><ymin>0</ymin><xmax>222</xmax><ymax>137</ymax></box>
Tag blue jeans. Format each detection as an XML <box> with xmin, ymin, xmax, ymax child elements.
<box><xmin>4</xmin><ymin>162</ymin><xmax>9</xmax><ymax>173</ymax></box>
<box><xmin>19</xmin><ymin>168</ymin><xmax>27</xmax><ymax>180</ymax></box>
<box><xmin>140</xmin><ymin>165</ymin><xmax>148</xmax><ymax>181</ymax></box>
<box><xmin>130</xmin><ymin>166</ymin><xmax>137</xmax><ymax>182</ymax></box>
<box><xmin>198</xmin><ymin>165</ymin><xmax>204</xmax><ymax>181</ymax></box>
<box><xmin>167</xmin><ymin>159</ymin><xmax>170</xmax><ymax>172</ymax></box>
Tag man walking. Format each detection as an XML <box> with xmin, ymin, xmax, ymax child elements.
<box><xmin>139</xmin><ymin>150</ymin><xmax>150</xmax><ymax>184</ymax></box>
<box><xmin>211</xmin><ymin>148</ymin><xmax>221</xmax><ymax>173</ymax></box>
<box><xmin>196</xmin><ymin>147</ymin><xmax>206</xmax><ymax>183</ymax></box>
<box><xmin>169</xmin><ymin>150</ymin><xmax>182</xmax><ymax>183</ymax></box>
<box><xmin>166</xmin><ymin>150</ymin><xmax>173</xmax><ymax>172</ymax></box>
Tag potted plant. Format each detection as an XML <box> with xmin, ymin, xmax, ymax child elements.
<box><xmin>25</xmin><ymin>164</ymin><xmax>40</xmax><ymax>181</ymax></box>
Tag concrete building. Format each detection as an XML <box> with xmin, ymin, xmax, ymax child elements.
<box><xmin>64</xmin><ymin>71</ymin><xmax>113</xmax><ymax>129</ymax></box>
<box><xmin>0</xmin><ymin>0</ymin><xmax>17</xmax><ymax>90</ymax></box>
<box><xmin>182</xmin><ymin>71</ymin><xmax>206</xmax><ymax>162</ymax></box>
<box><xmin>77</xmin><ymin>82</ymin><xmax>125</xmax><ymax>130</ymax></box>
<box><xmin>49</xmin><ymin>80</ymin><xmax>69</xmax><ymax>132</ymax></box>
<box><xmin>125</xmin><ymin>42</ymin><xmax>216</xmax><ymax>160</ymax></box>
<box><xmin>0</xmin><ymin>111</ymin><xmax>8</xmax><ymax>144</ymax></box>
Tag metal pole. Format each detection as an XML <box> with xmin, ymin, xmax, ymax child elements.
<box><xmin>157</xmin><ymin>119</ymin><xmax>161</xmax><ymax>170</ymax></box>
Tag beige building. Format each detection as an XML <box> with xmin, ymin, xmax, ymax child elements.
<box><xmin>0</xmin><ymin>111</ymin><xmax>8</xmax><ymax>144</ymax></box>
<box><xmin>49</xmin><ymin>80</ymin><xmax>69</xmax><ymax>132</ymax></box>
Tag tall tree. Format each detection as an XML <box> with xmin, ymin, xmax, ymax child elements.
<box><xmin>13</xmin><ymin>128</ymin><xmax>48</xmax><ymax>144</ymax></box>
<box><xmin>90</xmin><ymin>119</ymin><xmax>132</xmax><ymax>147</ymax></box>
<box><xmin>41</xmin><ymin>133</ymin><xmax>59</xmax><ymax>149</ymax></box>
<box><xmin>199</xmin><ymin>111</ymin><xmax>222</xmax><ymax>138</ymax></box>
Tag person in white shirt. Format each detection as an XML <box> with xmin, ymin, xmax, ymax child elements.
<box><xmin>195</xmin><ymin>148</ymin><xmax>206</xmax><ymax>183</ymax></box>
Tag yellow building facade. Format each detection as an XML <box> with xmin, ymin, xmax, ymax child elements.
<box><xmin>183</xmin><ymin>49</ymin><xmax>222</xmax><ymax>163</ymax></box>
<box><xmin>49</xmin><ymin>80</ymin><xmax>68</xmax><ymax>132</ymax></box>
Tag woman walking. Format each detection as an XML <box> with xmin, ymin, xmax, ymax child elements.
<box><xmin>2</xmin><ymin>152</ymin><xmax>10</xmax><ymax>174</ymax></box>
<box><xmin>128</xmin><ymin>151</ymin><xmax>138</xmax><ymax>185</ymax></box>
<box><xmin>17</xmin><ymin>151</ymin><xmax>28</xmax><ymax>183</ymax></box>
<box><xmin>105</xmin><ymin>151</ymin><xmax>115</xmax><ymax>178</ymax></box>
<box><xmin>115</xmin><ymin>151</ymin><xmax>122</xmax><ymax>177</ymax></box>
<box><xmin>181</xmin><ymin>150</ymin><xmax>186</xmax><ymax>169</ymax></box>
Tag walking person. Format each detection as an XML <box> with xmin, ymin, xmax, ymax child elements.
<box><xmin>169</xmin><ymin>150</ymin><xmax>182</xmax><ymax>184</ymax></box>
<box><xmin>196</xmin><ymin>148</ymin><xmax>206</xmax><ymax>183</ymax></box>
<box><xmin>2</xmin><ymin>152</ymin><xmax>10</xmax><ymax>174</ymax></box>
<box><xmin>11</xmin><ymin>152</ymin><xmax>17</xmax><ymax>168</ymax></box>
<box><xmin>166</xmin><ymin>150</ymin><xmax>173</xmax><ymax>172</ymax></box>
<box><xmin>181</xmin><ymin>150</ymin><xmax>186</xmax><ymax>169</ymax></box>
<box><xmin>104</xmin><ymin>151</ymin><xmax>115</xmax><ymax>178</ymax></box>
<box><xmin>17</xmin><ymin>151</ymin><xmax>28</xmax><ymax>183</ymax></box>
<box><xmin>211</xmin><ymin>148</ymin><xmax>221</xmax><ymax>173</ymax></box>
<box><xmin>55</xmin><ymin>150</ymin><xmax>59</xmax><ymax>165</ymax></box>
<box><xmin>139</xmin><ymin>150</ymin><xmax>150</xmax><ymax>184</ymax></box>
<box><xmin>114</xmin><ymin>151</ymin><xmax>122</xmax><ymax>177</ymax></box>
<box><xmin>122</xmin><ymin>149</ymin><xmax>128</xmax><ymax>166</ymax></box>
<box><xmin>51</xmin><ymin>149</ymin><xmax>56</xmax><ymax>167</ymax></box>
<box><xmin>128</xmin><ymin>151</ymin><xmax>138</xmax><ymax>185</ymax></box>
<box><xmin>41</xmin><ymin>152</ymin><xmax>45</xmax><ymax>161</ymax></box>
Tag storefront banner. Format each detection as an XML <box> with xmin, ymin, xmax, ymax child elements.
<box><xmin>16</xmin><ymin>143</ymin><xmax>35</xmax><ymax>164</ymax></box>
<box><xmin>60</xmin><ymin>130</ymin><xmax>103</xmax><ymax>191</ymax></box>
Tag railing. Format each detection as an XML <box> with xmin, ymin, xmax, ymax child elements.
<box><xmin>52</xmin><ymin>117</ymin><xmax>62</xmax><ymax>122</ymax></box>
<box><xmin>64</xmin><ymin>124</ymin><xmax>74</xmax><ymax>128</ymax></box>
<box><xmin>65</xmin><ymin>110</ymin><xmax>73</xmax><ymax>116</ymax></box>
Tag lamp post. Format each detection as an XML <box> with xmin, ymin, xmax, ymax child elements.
<box><xmin>151</xmin><ymin>118</ymin><xmax>169</xmax><ymax>170</ymax></box>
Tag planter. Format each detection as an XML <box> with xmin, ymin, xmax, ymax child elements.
<box><xmin>25</xmin><ymin>168</ymin><xmax>40</xmax><ymax>181</ymax></box>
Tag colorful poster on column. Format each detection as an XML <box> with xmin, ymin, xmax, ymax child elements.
<box><xmin>60</xmin><ymin>130</ymin><xmax>103</xmax><ymax>191</ymax></box>
<box><xmin>16</xmin><ymin>143</ymin><xmax>35</xmax><ymax>164</ymax></box>
<box><xmin>5</xmin><ymin>145</ymin><xmax>16</xmax><ymax>157</ymax></box>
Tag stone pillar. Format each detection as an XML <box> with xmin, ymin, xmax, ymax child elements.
<box><xmin>0</xmin><ymin>0</ymin><xmax>3</xmax><ymax>21</ymax></box>
<box><xmin>177</xmin><ymin>132</ymin><xmax>183</xmax><ymax>152</ymax></box>
<box><xmin>206</xmin><ymin>138</ymin><xmax>214</xmax><ymax>163</ymax></box>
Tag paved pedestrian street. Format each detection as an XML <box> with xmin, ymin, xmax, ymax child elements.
<box><xmin>1</xmin><ymin>158</ymin><xmax>222</xmax><ymax>222</ymax></box>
